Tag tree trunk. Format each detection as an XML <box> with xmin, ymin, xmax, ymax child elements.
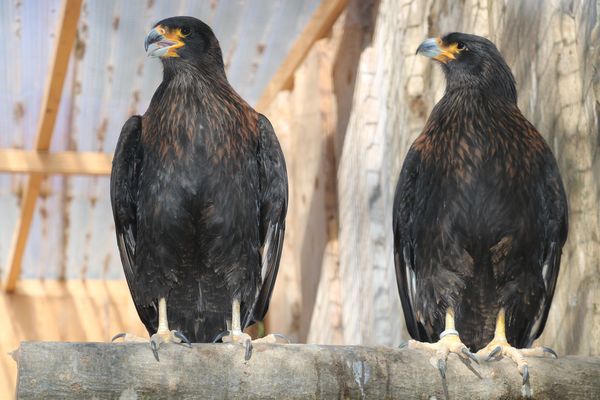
<box><xmin>13</xmin><ymin>342</ymin><xmax>600</xmax><ymax>399</ymax></box>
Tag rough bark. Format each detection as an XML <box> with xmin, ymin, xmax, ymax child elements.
<box><xmin>333</xmin><ymin>0</ymin><xmax>600</xmax><ymax>354</ymax></box>
<box><xmin>14</xmin><ymin>342</ymin><xmax>600</xmax><ymax>399</ymax></box>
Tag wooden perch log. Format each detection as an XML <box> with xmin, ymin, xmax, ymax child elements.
<box><xmin>13</xmin><ymin>342</ymin><xmax>600</xmax><ymax>399</ymax></box>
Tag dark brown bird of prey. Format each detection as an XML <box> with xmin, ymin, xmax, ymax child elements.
<box><xmin>394</xmin><ymin>33</ymin><xmax>567</xmax><ymax>396</ymax></box>
<box><xmin>111</xmin><ymin>16</ymin><xmax>287</xmax><ymax>359</ymax></box>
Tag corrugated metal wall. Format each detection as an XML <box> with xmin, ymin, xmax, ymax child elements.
<box><xmin>0</xmin><ymin>0</ymin><xmax>320</xmax><ymax>280</ymax></box>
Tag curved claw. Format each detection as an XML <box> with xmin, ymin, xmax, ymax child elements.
<box><xmin>521</xmin><ymin>364</ymin><xmax>532</xmax><ymax>398</ymax></box>
<box><xmin>111</xmin><ymin>332</ymin><xmax>126</xmax><ymax>342</ymax></box>
<box><xmin>437</xmin><ymin>357</ymin><xmax>450</xmax><ymax>400</ymax></box>
<box><xmin>522</xmin><ymin>364</ymin><xmax>529</xmax><ymax>386</ymax></box>
<box><xmin>244</xmin><ymin>340</ymin><xmax>253</xmax><ymax>361</ymax></box>
<box><xmin>399</xmin><ymin>341</ymin><xmax>408</xmax><ymax>349</ymax></box>
<box><xmin>543</xmin><ymin>346</ymin><xmax>558</xmax><ymax>359</ymax></box>
<box><xmin>437</xmin><ymin>357</ymin><xmax>446</xmax><ymax>380</ymax></box>
<box><xmin>272</xmin><ymin>333</ymin><xmax>291</xmax><ymax>344</ymax></box>
<box><xmin>461</xmin><ymin>347</ymin><xmax>479</xmax><ymax>364</ymax></box>
<box><xmin>174</xmin><ymin>330</ymin><xmax>192</xmax><ymax>347</ymax></box>
<box><xmin>151</xmin><ymin>340</ymin><xmax>160</xmax><ymax>362</ymax></box>
<box><xmin>486</xmin><ymin>345</ymin><xmax>502</xmax><ymax>361</ymax></box>
<box><xmin>212</xmin><ymin>330</ymin><xmax>230</xmax><ymax>343</ymax></box>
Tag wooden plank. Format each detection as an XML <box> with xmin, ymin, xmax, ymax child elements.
<box><xmin>4</xmin><ymin>0</ymin><xmax>83</xmax><ymax>292</ymax></box>
<box><xmin>14</xmin><ymin>342</ymin><xmax>600</xmax><ymax>399</ymax></box>
<box><xmin>255</xmin><ymin>0</ymin><xmax>348</xmax><ymax>112</ymax></box>
<box><xmin>0</xmin><ymin>150</ymin><xmax>112</xmax><ymax>175</ymax></box>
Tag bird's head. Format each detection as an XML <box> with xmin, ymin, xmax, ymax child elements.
<box><xmin>416</xmin><ymin>32</ymin><xmax>516</xmax><ymax>102</ymax></box>
<box><xmin>145</xmin><ymin>16</ymin><xmax>225</xmax><ymax>75</ymax></box>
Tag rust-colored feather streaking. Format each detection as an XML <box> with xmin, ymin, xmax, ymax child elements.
<box><xmin>111</xmin><ymin>16</ymin><xmax>287</xmax><ymax>343</ymax></box>
<box><xmin>394</xmin><ymin>33</ymin><xmax>567</xmax><ymax>352</ymax></box>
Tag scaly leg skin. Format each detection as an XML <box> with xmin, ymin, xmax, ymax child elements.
<box><xmin>112</xmin><ymin>298</ymin><xmax>191</xmax><ymax>361</ymax></box>
<box><xmin>149</xmin><ymin>297</ymin><xmax>192</xmax><ymax>361</ymax></box>
<box><xmin>219</xmin><ymin>299</ymin><xmax>290</xmax><ymax>361</ymax></box>
<box><xmin>476</xmin><ymin>308</ymin><xmax>558</xmax><ymax>398</ymax></box>
<box><xmin>221</xmin><ymin>298</ymin><xmax>254</xmax><ymax>360</ymax></box>
<box><xmin>401</xmin><ymin>309</ymin><xmax>480</xmax><ymax>399</ymax></box>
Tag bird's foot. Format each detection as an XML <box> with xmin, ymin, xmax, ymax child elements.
<box><xmin>401</xmin><ymin>330</ymin><xmax>480</xmax><ymax>399</ymax></box>
<box><xmin>216</xmin><ymin>331</ymin><xmax>289</xmax><ymax>360</ymax></box>
<box><xmin>476</xmin><ymin>339</ymin><xmax>557</xmax><ymax>398</ymax></box>
<box><xmin>220</xmin><ymin>330</ymin><xmax>254</xmax><ymax>360</ymax></box>
<box><xmin>149</xmin><ymin>329</ymin><xmax>192</xmax><ymax>362</ymax></box>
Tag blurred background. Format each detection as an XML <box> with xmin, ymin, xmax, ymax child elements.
<box><xmin>0</xmin><ymin>0</ymin><xmax>599</xmax><ymax>396</ymax></box>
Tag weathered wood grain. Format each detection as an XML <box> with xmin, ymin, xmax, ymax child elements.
<box><xmin>14</xmin><ymin>342</ymin><xmax>600</xmax><ymax>399</ymax></box>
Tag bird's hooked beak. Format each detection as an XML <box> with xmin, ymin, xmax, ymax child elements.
<box><xmin>144</xmin><ymin>25</ymin><xmax>185</xmax><ymax>58</ymax></box>
<box><xmin>416</xmin><ymin>37</ymin><xmax>460</xmax><ymax>64</ymax></box>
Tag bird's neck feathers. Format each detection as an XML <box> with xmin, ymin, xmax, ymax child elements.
<box><xmin>143</xmin><ymin>60</ymin><xmax>257</xmax><ymax>159</ymax></box>
<box><xmin>442</xmin><ymin>59</ymin><xmax>517</xmax><ymax>106</ymax></box>
<box><xmin>425</xmin><ymin>68</ymin><xmax>523</xmax><ymax>143</ymax></box>
<box><xmin>436</xmin><ymin>65</ymin><xmax>519</xmax><ymax>125</ymax></box>
<box><xmin>161</xmin><ymin>58</ymin><xmax>228</xmax><ymax>90</ymax></box>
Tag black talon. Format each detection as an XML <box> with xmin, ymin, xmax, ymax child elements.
<box><xmin>521</xmin><ymin>365</ymin><xmax>532</xmax><ymax>398</ymax></box>
<box><xmin>151</xmin><ymin>340</ymin><xmax>160</xmax><ymax>362</ymax></box>
<box><xmin>458</xmin><ymin>356</ymin><xmax>483</xmax><ymax>380</ymax></box>
<box><xmin>244</xmin><ymin>340</ymin><xmax>253</xmax><ymax>361</ymax></box>
<box><xmin>522</xmin><ymin>364</ymin><xmax>529</xmax><ymax>385</ymax></box>
<box><xmin>272</xmin><ymin>333</ymin><xmax>291</xmax><ymax>343</ymax></box>
<box><xmin>111</xmin><ymin>332</ymin><xmax>126</xmax><ymax>342</ymax></box>
<box><xmin>399</xmin><ymin>341</ymin><xmax>408</xmax><ymax>349</ymax></box>
<box><xmin>486</xmin><ymin>346</ymin><xmax>502</xmax><ymax>361</ymax></box>
<box><xmin>212</xmin><ymin>330</ymin><xmax>230</xmax><ymax>343</ymax></box>
<box><xmin>461</xmin><ymin>347</ymin><xmax>479</xmax><ymax>364</ymax></box>
<box><xmin>437</xmin><ymin>358</ymin><xmax>446</xmax><ymax>380</ymax></box>
<box><xmin>543</xmin><ymin>346</ymin><xmax>558</xmax><ymax>359</ymax></box>
<box><xmin>174</xmin><ymin>330</ymin><xmax>192</xmax><ymax>347</ymax></box>
<box><xmin>437</xmin><ymin>358</ymin><xmax>450</xmax><ymax>400</ymax></box>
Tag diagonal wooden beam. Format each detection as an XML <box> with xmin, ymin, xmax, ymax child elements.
<box><xmin>255</xmin><ymin>0</ymin><xmax>348</xmax><ymax>112</ymax></box>
<box><xmin>4</xmin><ymin>0</ymin><xmax>83</xmax><ymax>292</ymax></box>
<box><xmin>0</xmin><ymin>150</ymin><xmax>113</xmax><ymax>175</ymax></box>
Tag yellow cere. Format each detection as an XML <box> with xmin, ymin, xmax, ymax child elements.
<box><xmin>156</xmin><ymin>24</ymin><xmax>186</xmax><ymax>58</ymax></box>
<box><xmin>432</xmin><ymin>37</ymin><xmax>463</xmax><ymax>64</ymax></box>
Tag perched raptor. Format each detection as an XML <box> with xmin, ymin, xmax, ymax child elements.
<box><xmin>111</xmin><ymin>16</ymin><xmax>287</xmax><ymax>358</ymax></box>
<box><xmin>393</xmin><ymin>33</ymin><xmax>567</xmax><ymax>396</ymax></box>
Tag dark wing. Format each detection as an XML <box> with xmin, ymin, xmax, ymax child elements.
<box><xmin>110</xmin><ymin>116</ymin><xmax>157</xmax><ymax>334</ymax></box>
<box><xmin>517</xmin><ymin>144</ymin><xmax>568</xmax><ymax>347</ymax></box>
<box><xmin>244</xmin><ymin>114</ymin><xmax>288</xmax><ymax>327</ymax></box>
<box><xmin>393</xmin><ymin>146</ymin><xmax>434</xmax><ymax>342</ymax></box>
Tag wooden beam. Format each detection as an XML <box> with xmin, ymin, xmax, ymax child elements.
<box><xmin>4</xmin><ymin>0</ymin><xmax>82</xmax><ymax>292</ymax></box>
<box><xmin>14</xmin><ymin>342</ymin><xmax>600</xmax><ymax>399</ymax></box>
<box><xmin>255</xmin><ymin>0</ymin><xmax>348</xmax><ymax>112</ymax></box>
<box><xmin>0</xmin><ymin>150</ymin><xmax>112</xmax><ymax>175</ymax></box>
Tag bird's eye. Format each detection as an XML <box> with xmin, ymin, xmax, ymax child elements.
<box><xmin>180</xmin><ymin>26</ymin><xmax>191</xmax><ymax>37</ymax></box>
<box><xmin>456</xmin><ymin>41</ymin><xmax>466</xmax><ymax>50</ymax></box>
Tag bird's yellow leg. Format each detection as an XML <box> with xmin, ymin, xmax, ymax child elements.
<box><xmin>148</xmin><ymin>298</ymin><xmax>191</xmax><ymax>360</ymax></box>
<box><xmin>223</xmin><ymin>298</ymin><xmax>252</xmax><ymax>342</ymax></box>
<box><xmin>476</xmin><ymin>308</ymin><xmax>557</xmax><ymax>398</ymax></box>
<box><xmin>220</xmin><ymin>298</ymin><xmax>290</xmax><ymax>360</ymax></box>
<box><xmin>404</xmin><ymin>308</ymin><xmax>479</xmax><ymax>381</ymax></box>
<box><xmin>111</xmin><ymin>298</ymin><xmax>172</xmax><ymax>344</ymax></box>
<box><xmin>112</xmin><ymin>297</ymin><xmax>191</xmax><ymax>361</ymax></box>
<box><xmin>151</xmin><ymin>297</ymin><xmax>178</xmax><ymax>342</ymax></box>
<box><xmin>221</xmin><ymin>298</ymin><xmax>254</xmax><ymax>359</ymax></box>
